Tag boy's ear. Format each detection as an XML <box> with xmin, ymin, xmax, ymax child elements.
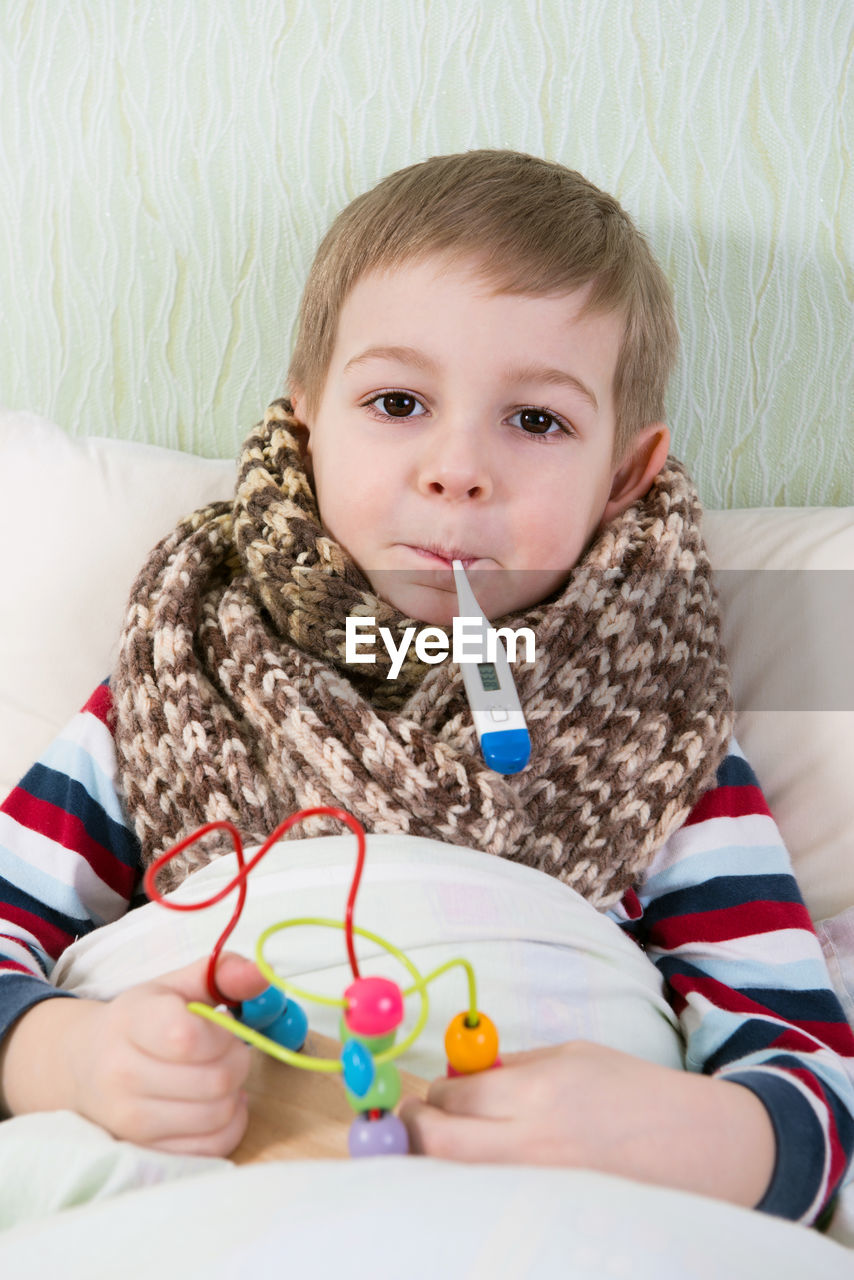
<box><xmin>289</xmin><ymin>385</ymin><xmax>305</xmax><ymax>422</ymax></box>
<box><xmin>598</xmin><ymin>422</ymin><xmax>671</xmax><ymax>529</ymax></box>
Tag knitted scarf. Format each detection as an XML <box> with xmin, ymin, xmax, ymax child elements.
<box><xmin>112</xmin><ymin>398</ymin><xmax>733</xmax><ymax>910</ymax></box>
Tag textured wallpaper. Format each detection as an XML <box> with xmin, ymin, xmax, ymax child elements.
<box><xmin>0</xmin><ymin>0</ymin><xmax>851</xmax><ymax>507</ymax></box>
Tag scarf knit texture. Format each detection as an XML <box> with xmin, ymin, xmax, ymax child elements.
<box><xmin>112</xmin><ymin>399</ymin><xmax>733</xmax><ymax>909</ymax></box>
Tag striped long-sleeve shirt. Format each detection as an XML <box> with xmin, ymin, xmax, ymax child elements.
<box><xmin>1</xmin><ymin>683</ymin><xmax>853</xmax><ymax>1224</ymax></box>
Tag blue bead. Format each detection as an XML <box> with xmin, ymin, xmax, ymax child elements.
<box><xmin>240</xmin><ymin>984</ymin><xmax>288</xmax><ymax>1030</ymax></box>
<box><xmin>348</xmin><ymin>1112</ymin><xmax>409</xmax><ymax>1157</ymax></box>
<box><xmin>265</xmin><ymin>999</ymin><xmax>309</xmax><ymax>1052</ymax></box>
<box><xmin>341</xmin><ymin>1038</ymin><xmax>375</xmax><ymax>1097</ymax></box>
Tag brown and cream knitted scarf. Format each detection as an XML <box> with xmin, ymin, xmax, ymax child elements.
<box><xmin>112</xmin><ymin>398</ymin><xmax>733</xmax><ymax>910</ymax></box>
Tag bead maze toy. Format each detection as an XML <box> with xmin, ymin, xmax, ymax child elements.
<box><xmin>143</xmin><ymin>806</ymin><xmax>500</xmax><ymax>1156</ymax></box>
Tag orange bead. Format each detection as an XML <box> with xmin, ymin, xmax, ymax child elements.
<box><xmin>444</xmin><ymin>1011</ymin><xmax>499</xmax><ymax>1074</ymax></box>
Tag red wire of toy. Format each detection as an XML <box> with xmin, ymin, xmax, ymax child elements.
<box><xmin>142</xmin><ymin>807</ymin><xmax>367</xmax><ymax>1005</ymax></box>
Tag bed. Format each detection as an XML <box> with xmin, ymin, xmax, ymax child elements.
<box><xmin>1</xmin><ymin>407</ymin><xmax>853</xmax><ymax>1277</ymax></box>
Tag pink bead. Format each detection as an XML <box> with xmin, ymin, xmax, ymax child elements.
<box><xmin>343</xmin><ymin>976</ymin><xmax>404</xmax><ymax>1036</ymax></box>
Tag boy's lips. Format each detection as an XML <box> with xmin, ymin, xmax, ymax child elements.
<box><xmin>405</xmin><ymin>543</ymin><xmax>481</xmax><ymax>568</ymax></box>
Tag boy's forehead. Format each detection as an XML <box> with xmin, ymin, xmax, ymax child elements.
<box><xmin>328</xmin><ymin>258</ymin><xmax>625</xmax><ymax>410</ymax></box>
<box><xmin>335</xmin><ymin>257</ymin><xmax>621</xmax><ymax>346</ymax></box>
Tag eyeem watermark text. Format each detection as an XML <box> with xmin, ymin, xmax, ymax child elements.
<box><xmin>345</xmin><ymin>616</ymin><xmax>536</xmax><ymax>680</ymax></box>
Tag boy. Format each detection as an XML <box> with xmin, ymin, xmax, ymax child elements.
<box><xmin>1</xmin><ymin>151</ymin><xmax>852</xmax><ymax>1223</ymax></box>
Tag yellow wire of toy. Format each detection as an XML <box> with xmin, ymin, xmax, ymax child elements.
<box><xmin>189</xmin><ymin>915</ymin><xmax>480</xmax><ymax>1071</ymax></box>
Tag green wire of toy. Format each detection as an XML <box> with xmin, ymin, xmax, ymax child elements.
<box><xmin>189</xmin><ymin>922</ymin><xmax>484</xmax><ymax>1072</ymax></box>
<box><xmin>252</xmin><ymin>926</ymin><xmax>479</xmax><ymax>1024</ymax></box>
<box><xmin>189</xmin><ymin>916</ymin><xmax>439</xmax><ymax>1073</ymax></box>
<box><xmin>255</xmin><ymin>916</ymin><xmax>430</xmax><ymax>1065</ymax></box>
<box><xmin>253</xmin><ymin>916</ymin><xmax>350</xmax><ymax>1008</ymax></box>
<box><xmin>401</xmin><ymin>956</ymin><xmax>480</xmax><ymax>1025</ymax></box>
<box><xmin>187</xmin><ymin>1001</ymin><xmax>326</xmax><ymax>1068</ymax></box>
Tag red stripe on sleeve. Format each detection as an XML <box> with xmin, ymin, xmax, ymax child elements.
<box><xmin>782</xmin><ymin>1066</ymin><xmax>851</xmax><ymax>1194</ymax></box>
<box><xmin>668</xmin><ymin>970</ymin><xmax>784</xmax><ymax>1020</ymax></box>
<box><xmin>769</xmin><ymin>1023</ymin><xmax>854</xmax><ymax>1059</ymax></box>
<box><xmin>82</xmin><ymin>683</ymin><xmax>113</xmax><ymax>726</ymax></box>
<box><xmin>648</xmin><ymin>898</ymin><xmax>814</xmax><ymax>948</ymax></box>
<box><xmin>667</xmin><ymin>970</ymin><xmax>854</xmax><ymax>1057</ymax></box>
<box><xmin>0</xmin><ymin>958</ymin><xmax>43</xmax><ymax>977</ymax></box>
<box><xmin>1</xmin><ymin>790</ymin><xmax>135</xmax><ymax>899</ymax></box>
<box><xmin>682</xmin><ymin>783</ymin><xmax>773</xmax><ymax>827</ymax></box>
<box><xmin>2</xmin><ymin>906</ymin><xmax>76</xmax><ymax>960</ymax></box>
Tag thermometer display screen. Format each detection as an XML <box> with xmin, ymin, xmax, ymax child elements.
<box><xmin>477</xmin><ymin>662</ymin><xmax>500</xmax><ymax>692</ymax></box>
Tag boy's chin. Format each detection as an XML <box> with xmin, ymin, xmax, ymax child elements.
<box><xmin>365</xmin><ymin>568</ymin><xmax>569</xmax><ymax>625</ymax></box>
<box><xmin>381</xmin><ymin>584</ymin><xmax>460</xmax><ymax>628</ymax></box>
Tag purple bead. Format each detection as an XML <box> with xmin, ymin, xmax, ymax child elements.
<box><xmin>348</xmin><ymin>1112</ymin><xmax>410</xmax><ymax>1158</ymax></box>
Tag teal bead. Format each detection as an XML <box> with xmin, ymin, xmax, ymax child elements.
<box><xmin>338</xmin><ymin>1013</ymin><xmax>396</xmax><ymax>1054</ymax></box>
<box><xmin>265</xmin><ymin>999</ymin><xmax>308</xmax><ymax>1052</ymax></box>
<box><xmin>341</xmin><ymin>1038</ymin><xmax>375</xmax><ymax>1096</ymax></box>
<box><xmin>240</xmin><ymin>984</ymin><xmax>287</xmax><ymax>1030</ymax></box>
<box><xmin>345</xmin><ymin>1061</ymin><xmax>402</xmax><ymax>1113</ymax></box>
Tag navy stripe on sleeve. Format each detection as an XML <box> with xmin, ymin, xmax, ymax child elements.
<box><xmin>16</xmin><ymin>763</ymin><xmax>141</xmax><ymax>871</ymax></box>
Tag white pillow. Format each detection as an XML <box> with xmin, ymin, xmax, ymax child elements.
<box><xmin>703</xmin><ymin>509</ymin><xmax>854</xmax><ymax>923</ymax></box>
<box><xmin>1</xmin><ymin>409</ymin><xmax>235</xmax><ymax>793</ymax></box>
<box><xmin>1</xmin><ymin>409</ymin><xmax>852</xmax><ymax>921</ymax></box>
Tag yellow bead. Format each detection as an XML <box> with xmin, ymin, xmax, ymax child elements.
<box><xmin>444</xmin><ymin>1011</ymin><xmax>499</xmax><ymax>1074</ymax></box>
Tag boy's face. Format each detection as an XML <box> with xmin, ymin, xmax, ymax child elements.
<box><xmin>292</xmin><ymin>255</ymin><xmax>666</xmax><ymax>624</ymax></box>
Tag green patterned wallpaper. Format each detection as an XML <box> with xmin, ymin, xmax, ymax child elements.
<box><xmin>0</xmin><ymin>0</ymin><xmax>851</xmax><ymax>507</ymax></box>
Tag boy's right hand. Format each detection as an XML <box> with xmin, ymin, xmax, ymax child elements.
<box><xmin>0</xmin><ymin>953</ymin><xmax>267</xmax><ymax>1157</ymax></box>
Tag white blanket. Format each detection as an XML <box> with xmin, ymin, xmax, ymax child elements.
<box><xmin>52</xmin><ymin>834</ymin><xmax>685</xmax><ymax>1077</ymax></box>
<box><xmin>1</xmin><ymin>835</ymin><xmax>852</xmax><ymax>1275</ymax></box>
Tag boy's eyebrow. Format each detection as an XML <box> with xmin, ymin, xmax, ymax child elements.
<box><xmin>343</xmin><ymin>345</ymin><xmax>438</xmax><ymax>375</ymax></box>
<box><xmin>343</xmin><ymin>346</ymin><xmax>599</xmax><ymax>413</ymax></box>
<box><xmin>506</xmin><ymin>363</ymin><xmax>599</xmax><ymax>412</ymax></box>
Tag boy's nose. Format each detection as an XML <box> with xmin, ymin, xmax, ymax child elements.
<box><xmin>415</xmin><ymin>423</ymin><xmax>493</xmax><ymax>502</ymax></box>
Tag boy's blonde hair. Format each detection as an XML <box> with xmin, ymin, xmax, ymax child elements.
<box><xmin>288</xmin><ymin>150</ymin><xmax>678</xmax><ymax>459</ymax></box>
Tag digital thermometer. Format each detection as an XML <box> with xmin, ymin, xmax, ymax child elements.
<box><xmin>452</xmin><ymin>560</ymin><xmax>531</xmax><ymax>774</ymax></box>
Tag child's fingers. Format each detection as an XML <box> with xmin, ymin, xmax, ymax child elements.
<box><xmin>150</xmin><ymin>1093</ymin><xmax>250</xmax><ymax>1158</ymax></box>
<box><xmin>142</xmin><ymin>952</ymin><xmax>266</xmax><ymax>1008</ymax></box>
<box><xmin>209</xmin><ymin>952</ymin><xmax>269</xmax><ymax>1004</ymax></box>
<box><xmin>126</xmin><ymin>989</ymin><xmax>247</xmax><ymax>1063</ymax></box>
<box><xmin>125</xmin><ymin>1041</ymin><xmax>252</xmax><ymax>1105</ymax></box>
<box><xmin>422</xmin><ymin>1061</ymin><xmax>532</xmax><ymax>1120</ymax></box>
<box><xmin>488</xmin><ymin>1045</ymin><xmax>556</xmax><ymax>1068</ymax></box>
<box><xmin>112</xmin><ymin>1088</ymin><xmax>249</xmax><ymax>1150</ymax></box>
<box><xmin>399</xmin><ymin>1096</ymin><xmax>518</xmax><ymax>1163</ymax></box>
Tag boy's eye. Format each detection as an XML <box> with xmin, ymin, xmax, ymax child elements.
<box><xmin>510</xmin><ymin>408</ymin><xmax>566</xmax><ymax>437</ymax></box>
<box><xmin>368</xmin><ymin>392</ymin><xmax>426</xmax><ymax>418</ymax></box>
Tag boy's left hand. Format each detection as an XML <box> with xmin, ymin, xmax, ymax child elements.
<box><xmin>398</xmin><ymin>1040</ymin><xmax>776</xmax><ymax>1209</ymax></box>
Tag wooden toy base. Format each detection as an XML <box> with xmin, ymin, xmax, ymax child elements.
<box><xmin>232</xmin><ymin>1032</ymin><xmax>430</xmax><ymax>1163</ymax></box>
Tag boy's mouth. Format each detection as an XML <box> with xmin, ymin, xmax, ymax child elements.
<box><xmin>407</xmin><ymin>544</ymin><xmax>480</xmax><ymax>569</ymax></box>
